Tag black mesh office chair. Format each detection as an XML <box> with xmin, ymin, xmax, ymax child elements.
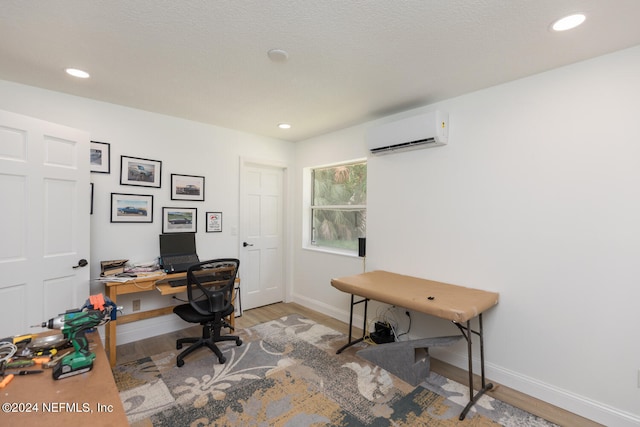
<box><xmin>173</xmin><ymin>258</ymin><xmax>242</xmax><ymax>367</ymax></box>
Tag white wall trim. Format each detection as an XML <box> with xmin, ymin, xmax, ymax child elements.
<box><xmin>292</xmin><ymin>291</ymin><xmax>364</xmax><ymax>330</ymax></box>
<box><xmin>430</xmin><ymin>346</ymin><xmax>640</xmax><ymax>427</ymax></box>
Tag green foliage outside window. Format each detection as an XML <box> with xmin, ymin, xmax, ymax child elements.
<box><xmin>311</xmin><ymin>162</ymin><xmax>366</xmax><ymax>252</ymax></box>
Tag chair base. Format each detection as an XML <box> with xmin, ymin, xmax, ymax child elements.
<box><xmin>176</xmin><ymin>321</ymin><xmax>242</xmax><ymax>367</ymax></box>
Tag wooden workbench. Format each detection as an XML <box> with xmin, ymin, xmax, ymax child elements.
<box><xmin>0</xmin><ymin>331</ymin><xmax>128</xmax><ymax>427</ymax></box>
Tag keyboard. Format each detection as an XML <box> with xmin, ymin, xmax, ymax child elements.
<box><xmin>168</xmin><ymin>274</ymin><xmax>217</xmax><ymax>287</ymax></box>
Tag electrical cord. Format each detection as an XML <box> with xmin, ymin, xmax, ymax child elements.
<box><xmin>397</xmin><ymin>311</ymin><xmax>412</xmax><ymax>338</ymax></box>
<box><xmin>0</xmin><ymin>341</ymin><xmax>17</xmax><ymax>364</ymax></box>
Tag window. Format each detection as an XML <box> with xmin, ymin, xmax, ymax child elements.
<box><xmin>310</xmin><ymin>161</ymin><xmax>366</xmax><ymax>253</ymax></box>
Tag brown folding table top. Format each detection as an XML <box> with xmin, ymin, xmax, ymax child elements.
<box><xmin>331</xmin><ymin>270</ymin><xmax>499</xmax><ymax>323</ymax></box>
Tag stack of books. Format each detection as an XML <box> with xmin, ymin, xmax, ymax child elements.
<box><xmin>100</xmin><ymin>259</ymin><xmax>128</xmax><ymax>276</ymax></box>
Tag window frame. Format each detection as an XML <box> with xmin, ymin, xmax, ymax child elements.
<box><xmin>303</xmin><ymin>159</ymin><xmax>367</xmax><ymax>256</ymax></box>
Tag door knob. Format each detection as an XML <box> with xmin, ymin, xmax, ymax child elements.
<box><xmin>73</xmin><ymin>259</ymin><xmax>88</xmax><ymax>269</ymax></box>
<box><xmin>243</xmin><ymin>242</ymin><xmax>253</xmax><ymax>247</ymax></box>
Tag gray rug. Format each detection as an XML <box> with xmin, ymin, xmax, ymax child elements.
<box><xmin>113</xmin><ymin>314</ymin><xmax>557</xmax><ymax>426</ymax></box>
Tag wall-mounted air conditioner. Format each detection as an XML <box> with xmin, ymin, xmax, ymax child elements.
<box><xmin>366</xmin><ymin>110</ymin><xmax>448</xmax><ymax>155</ymax></box>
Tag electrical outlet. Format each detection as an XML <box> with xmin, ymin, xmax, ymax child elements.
<box><xmin>133</xmin><ymin>299</ymin><xmax>141</xmax><ymax>312</ymax></box>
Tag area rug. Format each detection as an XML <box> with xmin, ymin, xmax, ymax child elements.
<box><xmin>112</xmin><ymin>315</ymin><xmax>556</xmax><ymax>426</ymax></box>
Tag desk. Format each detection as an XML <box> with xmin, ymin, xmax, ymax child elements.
<box><xmin>331</xmin><ymin>270</ymin><xmax>499</xmax><ymax>420</ymax></box>
<box><xmin>104</xmin><ymin>272</ymin><xmax>239</xmax><ymax>367</ymax></box>
<box><xmin>1</xmin><ymin>331</ymin><xmax>128</xmax><ymax>427</ymax></box>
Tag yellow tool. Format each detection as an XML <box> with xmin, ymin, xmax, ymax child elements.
<box><xmin>0</xmin><ymin>334</ymin><xmax>34</xmax><ymax>345</ymax></box>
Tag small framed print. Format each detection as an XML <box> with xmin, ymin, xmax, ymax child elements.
<box><xmin>163</xmin><ymin>207</ymin><xmax>197</xmax><ymax>233</ymax></box>
<box><xmin>111</xmin><ymin>193</ymin><xmax>154</xmax><ymax>223</ymax></box>
<box><xmin>206</xmin><ymin>212</ymin><xmax>222</xmax><ymax>232</ymax></box>
<box><xmin>120</xmin><ymin>155</ymin><xmax>162</xmax><ymax>188</ymax></box>
<box><xmin>171</xmin><ymin>174</ymin><xmax>205</xmax><ymax>201</ymax></box>
<box><xmin>90</xmin><ymin>141</ymin><xmax>110</xmax><ymax>173</ymax></box>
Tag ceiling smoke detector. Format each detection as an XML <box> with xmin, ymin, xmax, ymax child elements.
<box><xmin>267</xmin><ymin>49</ymin><xmax>289</xmax><ymax>62</ymax></box>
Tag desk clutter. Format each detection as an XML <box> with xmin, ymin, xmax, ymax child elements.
<box><xmin>0</xmin><ymin>293</ymin><xmax>116</xmax><ymax>385</ymax></box>
<box><xmin>100</xmin><ymin>259</ymin><xmax>128</xmax><ymax>276</ymax></box>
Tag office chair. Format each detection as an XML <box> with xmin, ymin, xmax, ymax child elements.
<box><xmin>173</xmin><ymin>258</ymin><xmax>242</xmax><ymax>367</ymax></box>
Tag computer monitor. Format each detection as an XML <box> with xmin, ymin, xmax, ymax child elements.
<box><xmin>159</xmin><ymin>233</ymin><xmax>196</xmax><ymax>256</ymax></box>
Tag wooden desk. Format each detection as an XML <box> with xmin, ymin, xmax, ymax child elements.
<box><xmin>104</xmin><ymin>272</ymin><xmax>239</xmax><ymax>367</ymax></box>
<box><xmin>331</xmin><ymin>270</ymin><xmax>499</xmax><ymax>420</ymax></box>
<box><xmin>1</xmin><ymin>331</ymin><xmax>128</xmax><ymax>427</ymax></box>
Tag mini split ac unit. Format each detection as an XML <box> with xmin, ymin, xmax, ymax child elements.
<box><xmin>366</xmin><ymin>110</ymin><xmax>449</xmax><ymax>155</ymax></box>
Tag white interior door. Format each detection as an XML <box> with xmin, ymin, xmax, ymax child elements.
<box><xmin>240</xmin><ymin>161</ymin><xmax>285</xmax><ymax>310</ymax></box>
<box><xmin>0</xmin><ymin>110</ymin><xmax>90</xmax><ymax>337</ymax></box>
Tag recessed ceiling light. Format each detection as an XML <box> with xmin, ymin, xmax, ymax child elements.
<box><xmin>278</xmin><ymin>123</ymin><xmax>291</xmax><ymax>129</ymax></box>
<box><xmin>65</xmin><ymin>68</ymin><xmax>90</xmax><ymax>78</ymax></box>
<box><xmin>551</xmin><ymin>14</ymin><xmax>586</xmax><ymax>31</ymax></box>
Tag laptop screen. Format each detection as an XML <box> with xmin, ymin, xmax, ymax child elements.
<box><xmin>159</xmin><ymin>233</ymin><xmax>196</xmax><ymax>256</ymax></box>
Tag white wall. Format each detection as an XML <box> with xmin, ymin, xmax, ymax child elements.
<box><xmin>0</xmin><ymin>79</ymin><xmax>295</xmax><ymax>343</ymax></box>
<box><xmin>293</xmin><ymin>45</ymin><xmax>640</xmax><ymax>426</ymax></box>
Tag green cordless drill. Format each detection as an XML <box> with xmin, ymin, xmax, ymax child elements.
<box><xmin>37</xmin><ymin>300</ymin><xmax>113</xmax><ymax>379</ymax></box>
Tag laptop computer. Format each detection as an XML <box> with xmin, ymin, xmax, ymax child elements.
<box><xmin>159</xmin><ymin>233</ymin><xmax>199</xmax><ymax>273</ymax></box>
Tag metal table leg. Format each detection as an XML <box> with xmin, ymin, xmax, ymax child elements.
<box><xmin>454</xmin><ymin>313</ymin><xmax>494</xmax><ymax>420</ymax></box>
<box><xmin>336</xmin><ymin>294</ymin><xmax>368</xmax><ymax>354</ymax></box>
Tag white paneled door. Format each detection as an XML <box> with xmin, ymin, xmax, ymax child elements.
<box><xmin>240</xmin><ymin>161</ymin><xmax>285</xmax><ymax>310</ymax></box>
<box><xmin>0</xmin><ymin>110</ymin><xmax>90</xmax><ymax>337</ymax></box>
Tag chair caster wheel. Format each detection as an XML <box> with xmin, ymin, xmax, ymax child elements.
<box><xmin>236</xmin><ymin>339</ymin><xmax>242</xmax><ymax>346</ymax></box>
<box><xmin>218</xmin><ymin>356</ymin><xmax>226</xmax><ymax>364</ymax></box>
<box><xmin>177</xmin><ymin>359</ymin><xmax>184</xmax><ymax>367</ymax></box>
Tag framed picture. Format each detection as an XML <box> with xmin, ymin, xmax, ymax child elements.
<box><xmin>120</xmin><ymin>155</ymin><xmax>162</xmax><ymax>188</ymax></box>
<box><xmin>90</xmin><ymin>141</ymin><xmax>110</xmax><ymax>173</ymax></box>
<box><xmin>206</xmin><ymin>211</ymin><xmax>222</xmax><ymax>232</ymax></box>
<box><xmin>163</xmin><ymin>207</ymin><xmax>197</xmax><ymax>233</ymax></box>
<box><xmin>171</xmin><ymin>174</ymin><xmax>205</xmax><ymax>201</ymax></box>
<box><xmin>110</xmin><ymin>193</ymin><xmax>154</xmax><ymax>223</ymax></box>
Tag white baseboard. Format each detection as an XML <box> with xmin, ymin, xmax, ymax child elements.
<box><xmin>430</xmin><ymin>346</ymin><xmax>640</xmax><ymax>427</ymax></box>
<box><xmin>292</xmin><ymin>292</ymin><xmax>365</xmax><ymax>331</ymax></box>
<box><xmin>292</xmin><ymin>294</ymin><xmax>640</xmax><ymax>427</ymax></box>
<box><xmin>100</xmin><ymin>314</ymin><xmax>190</xmax><ymax>348</ymax></box>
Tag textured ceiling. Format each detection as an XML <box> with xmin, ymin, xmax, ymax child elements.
<box><xmin>1</xmin><ymin>0</ymin><xmax>640</xmax><ymax>142</ymax></box>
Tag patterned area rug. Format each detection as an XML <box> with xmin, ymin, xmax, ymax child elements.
<box><xmin>113</xmin><ymin>315</ymin><xmax>556</xmax><ymax>426</ymax></box>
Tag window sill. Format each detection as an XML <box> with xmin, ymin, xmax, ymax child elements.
<box><xmin>302</xmin><ymin>245</ymin><xmax>360</xmax><ymax>258</ymax></box>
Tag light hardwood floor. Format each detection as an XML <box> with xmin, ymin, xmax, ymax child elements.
<box><xmin>115</xmin><ymin>302</ymin><xmax>602</xmax><ymax>427</ymax></box>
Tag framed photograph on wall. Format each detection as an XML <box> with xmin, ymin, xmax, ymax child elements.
<box><xmin>90</xmin><ymin>141</ymin><xmax>110</xmax><ymax>173</ymax></box>
<box><xmin>171</xmin><ymin>174</ymin><xmax>205</xmax><ymax>201</ymax></box>
<box><xmin>110</xmin><ymin>193</ymin><xmax>154</xmax><ymax>223</ymax></box>
<box><xmin>120</xmin><ymin>155</ymin><xmax>162</xmax><ymax>188</ymax></box>
<box><xmin>206</xmin><ymin>211</ymin><xmax>222</xmax><ymax>232</ymax></box>
<box><xmin>163</xmin><ymin>207</ymin><xmax>197</xmax><ymax>233</ymax></box>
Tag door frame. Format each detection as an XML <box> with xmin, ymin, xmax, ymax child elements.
<box><xmin>238</xmin><ymin>157</ymin><xmax>291</xmax><ymax>308</ymax></box>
